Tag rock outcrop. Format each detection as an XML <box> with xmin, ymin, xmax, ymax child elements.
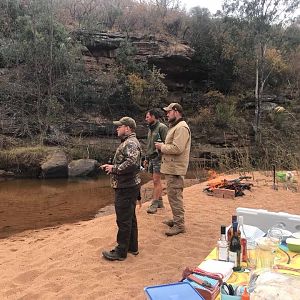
<box><xmin>73</xmin><ymin>30</ymin><xmax>201</xmax><ymax>89</ymax></box>
<box><xmin>41</xmin><ymin>150</ymin><xmax>68</xmax><ymax>179</ymax></box>
<box><xmin>68</xmin><ymin>159</ymin><xmax>99</xmax><ymax>177</ymax></box>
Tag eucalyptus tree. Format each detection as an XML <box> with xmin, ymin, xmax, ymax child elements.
<box><xmin>222</xmin><ymin>0</ymin><xmax>300</xmax><ymax>143</ymax></box>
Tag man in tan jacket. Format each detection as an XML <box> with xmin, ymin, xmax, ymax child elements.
<box><xmin>155</xmin><ymin>103</ymin><xmax>191</xmax><ymax>236</ymax></box>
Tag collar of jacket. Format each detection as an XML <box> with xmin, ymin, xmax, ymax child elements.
<box><xmin>120</xmin><ymin>132</ymin><xmax>136</xmax><ymax>142</ymax></box>
<box><xmin>169</xmin><ymin>118</ymin><xmax>184</xmax><ymax>128</ymax></box>
<box><xmin>148</xmin><ymin>120</ymin><xmax>159</xmax><ymax>131</ymax></box>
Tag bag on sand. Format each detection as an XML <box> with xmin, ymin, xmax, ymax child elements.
<box><xmin>181</xmin><ymin>267</ymin><xmax>223</xmax><ymax>300</ymax></box>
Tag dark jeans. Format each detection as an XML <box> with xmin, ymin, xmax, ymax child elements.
<box><xmin>114</xmin><ymin>185</ymin><xmax>140</xmax><ymax>257</ymax></box>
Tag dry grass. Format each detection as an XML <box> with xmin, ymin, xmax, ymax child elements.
<box><xmin>0</xmin><ymin>146</ymin><xmax>51</xmax><ymax>176</ymax></box>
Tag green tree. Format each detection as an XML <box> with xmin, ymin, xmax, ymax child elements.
<box><xmin>223</xmin><ymin>0</ymin><xmax>300</xmax><ymax>142</ymax></box>
<box><xmin>127</xmin><ymin>66</ymin><xmax>168</xmax><ymax>110</ymax></box>
<box><xmin>187</xmin><ymin>7</ymin><xmax>236</xmax><ymax>92</ymax></box>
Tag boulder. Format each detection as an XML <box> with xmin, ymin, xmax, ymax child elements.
<box><xmin>68</xmin><ymin>159</ymin><xmax>100</xmax><ymax>177</ymax></box>
<box><xmin>40</xmin><ymin>150</ymin><xmax>68</xmax><ymax>178</ymax></box>
<box><xmin>0</xmin><ymin>170</ymin><xmax>15</xmax><ymax>177</ymax></box>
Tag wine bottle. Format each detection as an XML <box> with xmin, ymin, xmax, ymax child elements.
<box><xmin>217</xmin><ymin>225</ymin><xmax>228</xmax><ymax>261</ymax></box>
<box><xmin>238</xmin><ymin>216</ymin><xmax>247</xmax><ymax>263</ymax></box>
<box><xmin>228</xmin><ymin>222</ymin><xmax>241</xmax><ymax>271</ymax></box>
<box><xmin>227</xmin><ymin>215</ymin><xmax>238</xmax><ymax>243</ymax></box>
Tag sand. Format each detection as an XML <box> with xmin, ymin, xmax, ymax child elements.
<box><xmin>0</xmin><ymin>171</ymin><xmax>299</xmax><ymax>299</ymax></box>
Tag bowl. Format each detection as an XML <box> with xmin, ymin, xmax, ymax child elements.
<box><xmin>286</xmin><ymin>238</ymin><xmax>300</xmax><ymax>252</ymax></box>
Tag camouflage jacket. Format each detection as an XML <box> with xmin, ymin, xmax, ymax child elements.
<box><xmin>111</xmin><ymin>132</ymin><xmax>141</xmax><ymax>189</ymax></box>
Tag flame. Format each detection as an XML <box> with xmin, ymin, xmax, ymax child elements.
<box><xmin>206</xmin><ymin>170</ymin><xmax>227</xmax><ymax>189</ymax></box>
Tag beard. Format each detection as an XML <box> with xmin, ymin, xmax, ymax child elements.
<box><xmin>168</xmin><ymin>115</ymin><xmax>176</xmax><ymax>123</ymax></box>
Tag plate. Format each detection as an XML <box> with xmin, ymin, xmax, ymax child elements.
<box><xmin>292</xmin><ymin>231</ymin><xmax>300</xmax><ymax>239</ymax></box>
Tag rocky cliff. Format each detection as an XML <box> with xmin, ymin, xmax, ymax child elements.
<box><xmin>73</xmin><ymin>30</ymin><xmax>207</xmax><ymax>90</ymax></box>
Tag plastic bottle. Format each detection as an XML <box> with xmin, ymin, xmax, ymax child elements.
<box><xmin>241</xmin><ymin>287</ymin><xmax>250</xmax><ymax>300</ymax></box>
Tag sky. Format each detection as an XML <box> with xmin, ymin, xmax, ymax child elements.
<box><xmin>180</xmin><ymin>0</ymin><xmax>300</xmax><ymax>16</ymax></box>
<box><xmin>180</xmin><ymin>0</ymin><xmax>222</xmax><ymax>13</ymax></box>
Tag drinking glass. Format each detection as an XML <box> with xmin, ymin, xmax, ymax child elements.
<box><xmin>267</xmin><ymin>226</ymin><xmax>283</xmax><ymax>262</ymax></box>
<box><xmin>247</xmin><ymin>239</ymin><xmax>257</xmax><ymax>270</ymax></box>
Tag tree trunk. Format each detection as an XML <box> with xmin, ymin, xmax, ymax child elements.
<box><xmin>254</xmin><ymin>57</ymin><xmax>261</xmax><ymax>143</ymax></box>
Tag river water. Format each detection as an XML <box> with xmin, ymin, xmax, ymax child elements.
<box><xmin>0</xmin><ymin>169</ymin><xmax>203</xmax><ymax>238</ymax></box>
<box><xmin>0</xmin><ymin>176</ymin><xmax>120</xmax><ymax>238</ymax></box>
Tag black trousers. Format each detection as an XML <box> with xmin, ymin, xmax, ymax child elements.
<box><xmin>114</xmin><ymin>185</ymin><xmax>140</xmax><ymax>257</ymax></box>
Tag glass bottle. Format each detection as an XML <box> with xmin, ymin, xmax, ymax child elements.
<box><xmin>238</xmin><ymin>216</ymin><xmax>248</xmax><ymax>263</ymax></box>
<box><xmin>155</xmin><ymin>132</ymin><xmax>162</xmax><ymax>155</ymax></box>
<box><xmin>227</xmin><ymin>215</ymin><xmax>238</xmax><ymax>243</ymax></box>
<box><xmin>228</xmin><ymin>222</ymin><xmax>241</xmax><ymax>271</ymax></box>
<box><xmin>156</xmin><ymin>132</ymin><xmax>162</xmax><ymax>143</ymax></box>
<box><xmin>217</xmin><ymin>225</ymin><xmax>228</xmax><ymax>261</ymax></box>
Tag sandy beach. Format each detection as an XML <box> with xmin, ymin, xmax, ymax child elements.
<box><xmin>0</xmin><ymin>171</ymin><xmax>299</xmax><ymax>299</ymax></box>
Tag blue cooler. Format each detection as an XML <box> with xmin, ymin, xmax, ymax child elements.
<box><xmin>144</xmin><ymin>282</ymin><xmax>205</xmax><ymax>300</ymax></box>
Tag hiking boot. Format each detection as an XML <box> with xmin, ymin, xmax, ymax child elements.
<box><xmin>147</xmin><ymin>200</ymin><xmax>159</xmax><ymax>214</ymax></box>
<box><xmin>128</xmin><ymin>249</ymin><xmax>139</xmax><ymax>256</ymax></box>
<box><xmin>102</xmin><ymin>249</ymin><xmax>126</xmax><ymax>261</ymax></box>
<box><xmin>162</xmin><ymin>219</ymin><xmax>174</xmax><ymax>227</ymax></box>
<box><xmin>157</xmin><ymin>199</ymin><xmax>164</xmax><ymax>208</ymax></box>
<box><xmin>165</xmin><ymin>225</ymin><xmax>186</xmax><ymax>236</ymax></box>
<box><xmin>147</xmin><ymin>199</ymin><xmax>164</xmax><ymax>214</ymax></box>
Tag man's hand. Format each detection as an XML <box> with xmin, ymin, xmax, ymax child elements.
<box><xmin>100</xmin><ymin>164</ymin><xmax>113</xmax><ymax>174</ymax></box>
<box><xmin>154</xmin><ymin>142</ymin><xmax>163</xmax><ymax>151</ymax></box>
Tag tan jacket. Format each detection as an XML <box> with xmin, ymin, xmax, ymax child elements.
<box><xmin>160</xmin><ymin>119</ymin><xmax>191</xmax><ymax>176</ymax></box>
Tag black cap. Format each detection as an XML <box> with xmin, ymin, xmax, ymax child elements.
<box><xmin>221</xmin><ymin>225</ymin><xmax>226</xmax><ymax>235</ymax></box>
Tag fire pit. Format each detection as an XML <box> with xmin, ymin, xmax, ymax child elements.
<box><xmin>203</xmin><ymin>175</ymin><xmax>253</xmax><ymax>199</ymax></box>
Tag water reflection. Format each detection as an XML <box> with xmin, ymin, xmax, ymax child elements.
<box><xmin>0</xmin><ymin>176</ymin><xmax>115</xmax><ymax>238</ymax></box>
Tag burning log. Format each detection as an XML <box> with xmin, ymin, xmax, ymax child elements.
<box><xmin>203</xmin><ymin>176</ymin><xmax>253</xmax><ymax>198</ymax></box>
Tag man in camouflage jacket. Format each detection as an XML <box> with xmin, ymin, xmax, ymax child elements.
<box><xmin>101</xmin><ymin>117</ymin><xmax>141</xmax><ymax>261</ymax></box>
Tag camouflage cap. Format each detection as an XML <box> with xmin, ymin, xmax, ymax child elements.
<box><xmin>113</xmin><ymin>116</ymin><xmax>136</xmax><ymax>129</ymax></box>
<box><xmin>163</xmin><ymin>102</ymin><xmax>183</xmax><ymax>113</ymax></box>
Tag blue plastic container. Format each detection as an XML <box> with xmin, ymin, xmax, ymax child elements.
<box><xmin>144</xmin><ymin>282</ymin><xmax>204</xmax><ymax>300</ymax></box>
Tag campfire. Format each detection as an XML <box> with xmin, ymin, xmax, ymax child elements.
<box><xmin>203</xmin><ymin>172</ymin><xmax>253</xmax><ymax>199</ymax></box>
